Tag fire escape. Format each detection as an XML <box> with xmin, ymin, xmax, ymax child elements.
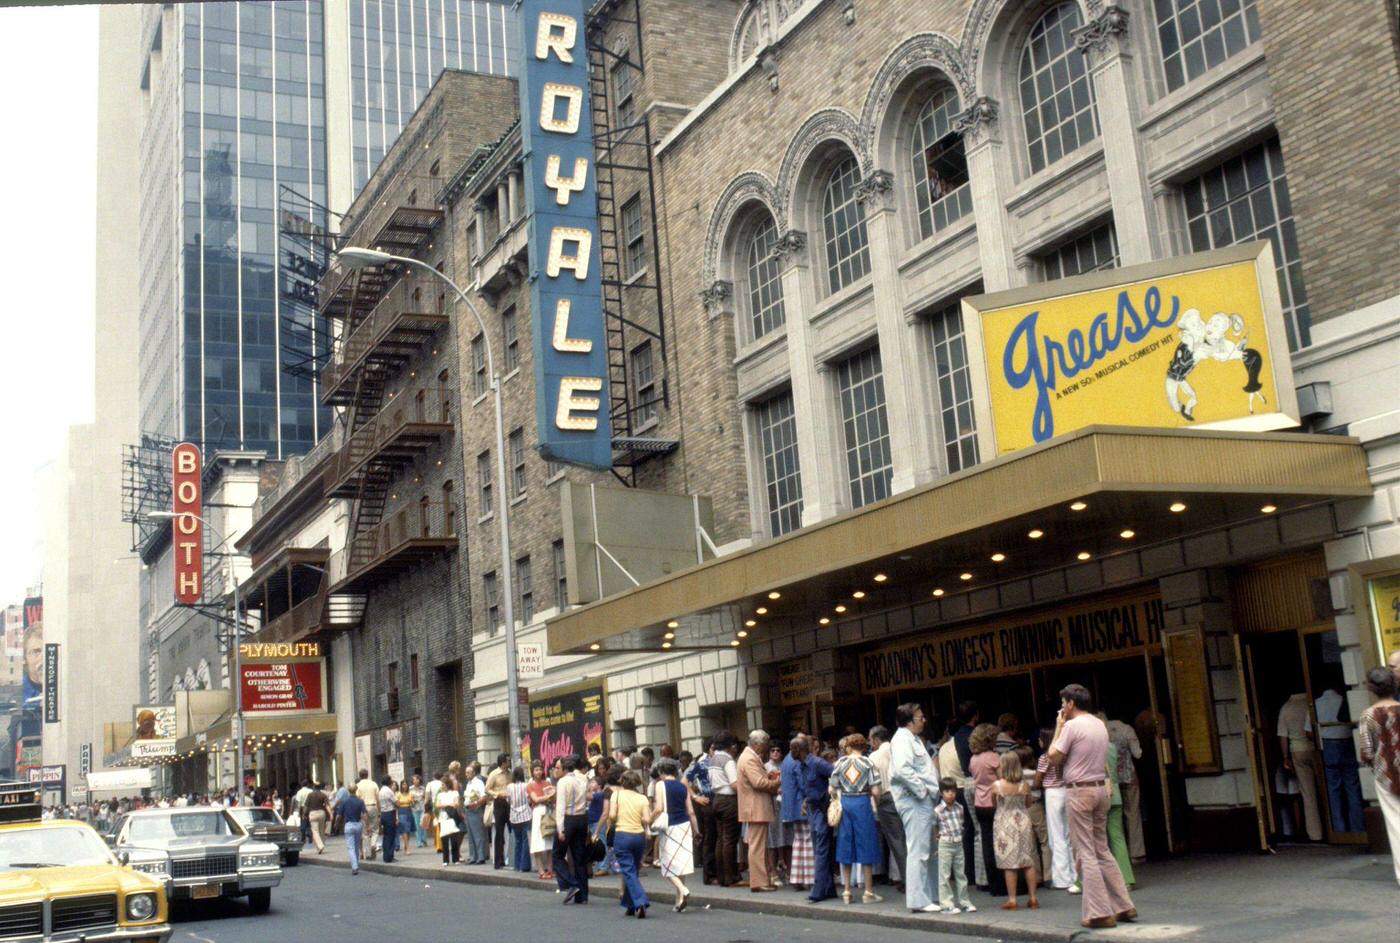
<box><xmin>319</xmin><ymin>184</ymin><xmax>457</xmax><ymax>595</ymax></box>
<box><xmin>587</xmin><ymin>4</ymin><xmax>677</xmax><ymax>482</ymax></box>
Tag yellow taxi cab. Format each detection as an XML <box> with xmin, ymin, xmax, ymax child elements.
<box><xmin>0</xmin><ymin>784</ymin><xmax>171</xmax><ymax>942</ymax></box>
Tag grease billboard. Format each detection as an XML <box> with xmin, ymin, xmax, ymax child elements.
<box><xmin>518</xmin><ymin>0</ymin><xmax>612</xmax><ymax>469</ymax></box>
<box><xmin>524</xmin><ymin>681</ymin><xmax>606</xmax><ymax>770</ymax></box>
<box><xmin>962</xmin><ymin>242</ymin><xmax>1298</xmax><ymax>456</ymax></box>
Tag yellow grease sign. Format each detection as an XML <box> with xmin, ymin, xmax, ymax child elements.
<box><xmin>860</xmin><ymin>593</ymin><xmax>1166</xmax><ymax>695</ymax></box>
<box><xmin>967</xmin><ymin>245</ymin><xmax>1291</xmax><ymax>454</ymax></box>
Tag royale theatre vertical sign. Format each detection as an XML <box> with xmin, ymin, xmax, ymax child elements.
<box><xmin>520</xmin><ymin>0</ymin><xmax>612</xmax><ymax>470</ymax></box>
<box><xmin>172</xmin><ymin>442</ymin><xmax>204</xmax><ymax>604</ymax></box>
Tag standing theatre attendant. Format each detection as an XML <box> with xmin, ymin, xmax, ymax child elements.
<box><xmin>1049</xmin><ymin>684</ymin><xmax>1137</xmax><ymax>930</ymax></box>
<box><xmin>890</xmin><ymin>703</ymin><xmax>943</xmax><ymax>913</ymax></box>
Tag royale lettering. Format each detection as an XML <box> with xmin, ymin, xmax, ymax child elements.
<box><xmin>522</xmin><ymin>1</ymin><xmax>610</xmax><ymax>468</ymax></box>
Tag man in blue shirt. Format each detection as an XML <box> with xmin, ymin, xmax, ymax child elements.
<box><xmin>780</xmin><ymin>736</ymin><xmax>811</xmax><ymax>890</ymax></box>
<box><xmin>798</xmin><ymin>739</ymin><xmax>836</xmax><ymax>903</ymax></box>
<box><xmin>686</xmin><ymin>738</ymin><xmax>716</xmax><ymax>884</ymax></box>
<box><xmin>339</xmin><ymin>790</ymin><xmax>368</xmax><ymax>875</ymax></box>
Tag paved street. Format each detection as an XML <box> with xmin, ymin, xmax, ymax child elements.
<box><xmin>170</xmin><ymin>864</ymin><xmax>987</xmax><ymax>943</ymax></box>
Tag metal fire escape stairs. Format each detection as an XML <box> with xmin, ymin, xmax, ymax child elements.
<box><xmin>586</xmin><ymin>7</ymin><xmax>677</xmax><ymax>483</ymax></box>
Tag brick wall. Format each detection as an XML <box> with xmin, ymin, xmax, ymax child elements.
<box><xmin>1254</xmin><ymin>0</ymin><xmax>1400</xmax><ymax>323</ymax></box>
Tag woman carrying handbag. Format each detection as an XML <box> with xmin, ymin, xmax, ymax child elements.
<box><xmin>652</xmin><ymin>759</ymin><xmax>699</xmax><ymax>912</ymax></box>
<box><xmin>436</xmin><ymin>773</ymin><xmax>465</xmax><ymax>866</ymax></box>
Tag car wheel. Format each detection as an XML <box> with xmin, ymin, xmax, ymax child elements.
<box><xmin>285</xmin><ymin>851</ymin><xmax>299</xmax><ymax>867</ymax></box>
<box><xmin>247</xmin><ymin>889</ymin><xmax>272</xmax><ymax>914</ymax></box>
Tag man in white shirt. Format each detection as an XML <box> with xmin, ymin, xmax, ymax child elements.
<box><xmin>463</xmin><ymin>763</ymin><xmax>489</xmax><ymax>864</ymax></box>
<box><xmin>709</xmin><ymin>733</ymin><xmax>742</xmax><ymax>887</ymax></box>
<box><xmin>1277</xmin><ymin>692</ymin><xmax>1322</xmax><ymax>841</ymax></box>
<box><xmin>293</xmin><ymin>779</ymin><xmax>313</xmax><ymax>844</ymax></box>
<box><xmin>355</xmin><ymin>770</ymin><xmax>380</xmax><ymax>859</ymax></box>
<box><xmin>868</xmin><ymin>725</ymin><xmax>906</xmax><ymax>887</ymax></box>
<box><xmin>377</xmin><ymin>776</ymin><xmax>399</xmax><ymax>863</ymax></box>
<box><xmin>554</xmin><ymin>755</ymin><xmax>592</xmax><ymax>904</ymax></box>
<box><xmin>1314</xmin><ymin>686</ymin><xmax>1365</xmax><ymax>832</ymax></box>
<box><xmin>890</xmin><ymin>704</ymin><xmax>943</xmax><ymax>914</ymax></box>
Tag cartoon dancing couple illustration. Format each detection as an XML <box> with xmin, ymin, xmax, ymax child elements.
<box><xmin>1164</xmin><ymin>309</ymin><xmax>1265</xmax><ymax>421</ymax></box>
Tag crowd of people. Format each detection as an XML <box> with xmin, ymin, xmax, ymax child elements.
<box><xmin>276</xmin><ymin>684</ymin><xmax>1155</xmax><ymax>929</ymax></box>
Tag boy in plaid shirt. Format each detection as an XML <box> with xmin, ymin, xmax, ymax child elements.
<box><xmin>934</xmin><ymin>777</ymin><xmax>977</xmax><ymax>914</ymax></box>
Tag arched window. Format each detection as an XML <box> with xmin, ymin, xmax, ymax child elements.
<box><xmin>745</xmin><ymin>215</ymin><xmax>785</xmax><ymax>340</ymax></box>
<box><xmin>737</xmin><ymin>10</ymin><xmax>763</xmax><ymax>63</ymax></box>
<box><xmin>1019</xmin><ymin>3</ymin><xmax>1097</xmax><ymax>174</ymax></box>
<box><xmin>910</xmin><ymin>85</ymin><xmax>972</xmax><ymax>240</ymax></box>
<box><xmin>821</xmin><ymin>156</ymin><xmax>871</xmax><ymax>293</ymax></box>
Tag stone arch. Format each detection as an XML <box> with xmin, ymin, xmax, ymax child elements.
<box><xmin>702</xmin><ymin>171</ymin><xmax>783</xmax><ymax>292</ymax></box>
<box><xmin>959</xmin><ymin>0</ymin><xmax>1098</xmax><ymax>96</ymax></box>
<box><xmin>861</xmin><ymin>32</ymin><xmax>974</xmax><ymax>150</ymax></box>
<box><xmin>729</xmin><ymin>0</ymin><xmax>767</xmax><ymax>72</ymax></box>
<box><xmin>775</xmin><ymin>107</ymin><xmax>869</xmax><ymax>231</ymax></box>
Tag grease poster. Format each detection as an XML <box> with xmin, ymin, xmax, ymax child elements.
<box><xmin>965</xmin><ymin>243</ymin><xmax>1296</xmax><ymax>455</ymax></box>
<box><xmin>524</xmin><ymin>682</ymin><xmax>607</xmax><ymax>769</ymax></box>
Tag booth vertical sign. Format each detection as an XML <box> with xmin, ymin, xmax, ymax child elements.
<box><xmin>172</xmin><ymin>443</ymin><xmax>203</xmax><ymax>603</ymax></box>
<box><xmin>519</xmin><ymin>0</ymin><xmax>612</xmax><ymax>470</ymax></box>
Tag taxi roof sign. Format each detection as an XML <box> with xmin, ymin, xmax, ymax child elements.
<box><xmin>0</xmin><ymin>782</ymin><xmax>42</xmax><ymax>824</ymax></box>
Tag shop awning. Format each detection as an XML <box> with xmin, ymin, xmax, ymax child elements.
<box><xmin>86</xmin><ymin>768</ymin><xmax>154</xmax><ymax>793</ymax></box>
<box><xmin>545</xmin><ymin>426</ymin><xmax>1371</xmax><ymax>655</ymax></box>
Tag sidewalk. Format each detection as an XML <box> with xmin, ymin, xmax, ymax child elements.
<box><xmin>300</xmin><ymin>837</ymin><xmax>1396</xmax><ymax>942</ymax></box>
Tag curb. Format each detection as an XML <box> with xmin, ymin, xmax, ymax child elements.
<box><xmin>300</xmin><ymin>855</ymin><xmax>1080</xmax><ymax>942</ymax></box>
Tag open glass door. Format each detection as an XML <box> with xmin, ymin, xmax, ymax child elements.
<box><xmin>1234</xmin><ymin>637</ymin><xmax>1275</xmax><ymax>851</ymax></box>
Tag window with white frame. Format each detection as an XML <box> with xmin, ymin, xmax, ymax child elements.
<box><xmin>612</xmin><ymin>57</ymin><xmax>636</xmax><ymax>127</ymax></box>
<box><xmin>509</xmin><ymin>428</ymin><xmax>527</xmax><ymax>496</ymax></box>
<box><xmin>502</xmin><ymin>306</ymin><xmax>519</xmax><ymax>373</ymax></box>
<box><xmin>471</xmin><ymin>333</ymin><xmax>488</xmax><ymax>398</ymax></box>
<box><xmin>623</xmin><ymin>195</ymin><xmax>647</xmax><ymax>278</ymax></box>
<box><xmin>745</xmin><ymin>215</ymin><xmax>786</xmax><ymax>340</ymax></box>
<box><xmin>632</xmin><ymin>340</ymin><xmax>657</xmax><ymax>426</ymax></box>
<box><xmin>1042</xmin><ymin>222</ymin><xmax>1120</xmax><ymax>280</ymax></box>
<box><xmin>477</xmin><ymin>450</ymin><xmax>493</xmax><ymax>516</ymax></box>
<box><xmin>1156</xmin><ymin>0</ymin><xmax>1261</xmax><ymax>92</ymax></box>
<box><xmin>821</xmin><ymin>155</ymin><xmax>872</xmax><ymax>293</ymax></box>
<box><xmin>483</xmin><ymin>570</ymin><xmax>499</xmax><ymax>635</ymax></box>
<box><xmin>836</xmin><ymin>347</ymin><xmax>893</xmax><ymax>509</ymax></box>
<box><xmin>753</xmin><ymin>391</ymin><xmax>804</xmax><ymax>537</ymax></box>
<box><xmin>1019</xmin><ymin>2</ymin><xmax>1098</xmax><ymax>174</ymax></box>
<box><xmin>1182</xmin><ymin>138</ymin><xmax>1310</xmax><ymax>349</ymax></box>
<box><xmin>911</xmin><ymin>85</ymin><xmax>972</xmax><ymax>240</ymax></box>
<box><xmin>517</xmin><ymin>556</ymin><xmax>534</xmax><ymax>624</ymax></box>
<box><xmin>552</xmin><ymin>539</ymin><xmax>568</xmax><ymax>610</ymax></box>
<box><xmin>925</xmin><ymin>298</ymin><xmax>980</xmax><ymax>474</ymax></box>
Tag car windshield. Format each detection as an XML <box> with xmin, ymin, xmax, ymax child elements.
<box><xmin>231</xmin><ymin>809</ymin><xmax>281</xmax><ymax>825</ymax></box>
<box><xmin>127</xmin><ymin>811</ymin><xmax>239</xmax><ymax>841</ymax></box>
<box><xmin>0</xmin><ymin>826</ymin><xmax>113</xmax><ymax>870</ymax></box>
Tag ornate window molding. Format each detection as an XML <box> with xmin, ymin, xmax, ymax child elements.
<box><xmin>860</xmin><ymin>32</ymin><xmax>974</xmax><ymax>146</ymax></box>
<box><xmin>701</xmin><ymin>171</ymin><xmax>783</xmax><ymax>292</ymax></box>
<box><xmin>775</xmin><ymin>108</ymin><xmax>869</xmax><ymax>221</ymax></box>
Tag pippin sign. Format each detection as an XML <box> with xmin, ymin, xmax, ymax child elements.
<box><xmin>520</xmin><ymin>0</ymin><xmax>612</xmax><ymax>470</ymax></box>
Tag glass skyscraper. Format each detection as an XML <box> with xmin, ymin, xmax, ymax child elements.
<box><xmin>134</xmin><ymin>1</ymin><xmax>516</xmax><ymax>459</ymax></box>
<box><xmin>350</xmin><ymin>1</ymin><xmax>519</xmax><ymax>192</ymax></box>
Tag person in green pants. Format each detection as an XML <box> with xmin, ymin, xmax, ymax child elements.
<box><xmin>1105</xmin><ymin>739</ymin><xmax>1136</xmax><ymax>887</ymax></box>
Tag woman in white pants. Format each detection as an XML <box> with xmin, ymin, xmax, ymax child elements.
<box><xmin>1036</xmin><ymin>731</ymin><xmax>1077</xmax><ymax>891</ymax></box>
<box><xmin>1359</xmin><ymin>667</ymin><xmax>1400</xmax><ymax>886</ymax></box>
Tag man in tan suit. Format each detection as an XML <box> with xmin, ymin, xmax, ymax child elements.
<box><xmin>737</xmin><ymin>729</ymin><xmax>781</xmax><ymax>892</ymax></box>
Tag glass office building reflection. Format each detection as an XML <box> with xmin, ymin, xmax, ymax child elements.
<box><xmin>181</xmin><ymin>1</ymin><xmax>328</xmax><ymax>455</ymax></box>
<box><xmin>350</xmin><ymin>1</ymin><xmax>518</xmax><ymax>191</ymax></box>
<box><xmin>142</xmin><ymin>1</ymin><xmax>516</xmax><ymax>458</ymax></box>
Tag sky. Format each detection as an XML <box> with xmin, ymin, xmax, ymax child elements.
<box><xmin>0</xmin><ymin>5</ymin><xmax>98</xmax><ymax>605</ymax></box>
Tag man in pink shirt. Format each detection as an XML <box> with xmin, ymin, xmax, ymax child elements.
<box><xmin>1048</xmin><ymin>684</ymin><xmax>1136</xmax><ymax>930</ymax></box>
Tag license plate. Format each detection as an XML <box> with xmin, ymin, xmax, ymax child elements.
<box><xmin>191</xmin><ymin>884</ymin><xmax>221</xmax><ymax>900</ymax></box>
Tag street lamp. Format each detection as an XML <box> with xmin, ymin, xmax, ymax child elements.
<box><xmin>149</xmin><ymin>510</ymin><xmax>248</xmax><ymax>805</ymax></box>
<box><xmin>336</xmin><ymin>246</ymin><xmax>524</xmax><ymax>767</ymax></box>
